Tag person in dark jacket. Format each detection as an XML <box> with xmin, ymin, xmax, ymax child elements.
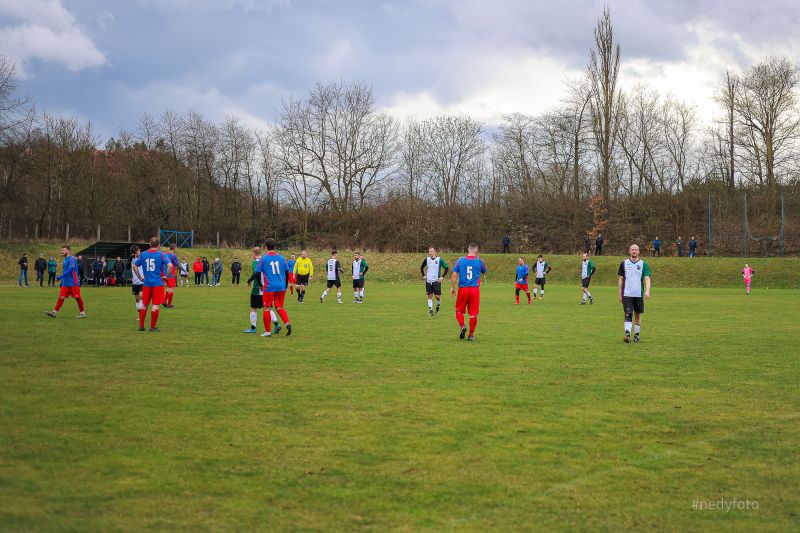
<box><xmin>688</xmin><ymin>236</ymin><xmax>698</xmax><ymax>258</ymax></box>
<box><xmin>93</xmin><ymin>257</ymin><xmax>103</xmax><ymax>286</ymax></box>
<box><xmin>78</xmin><ymin>255</ymin><xmax>88</xmax><ymax>285</ymax></box>
<box><xmin>114</xmin><ymin>256</ymin><xmax>125</xmax><ymax>285</ymax></box>
<box><xmin>202</xmin><ymin>257</ymin><xmax>210</xmax><ymax>285</ymax></box>
<box><xmin>502</xmin><ymin>234</ymin><xmax>511</xmax><ymax>253</ymax></box>
<box><xmin>47</xmin><ymin>256</ymin><xmax>57</xmax><ymax>286</ymax></box>
<box><xmin>35</xmin><ymin>253</ymin><xmax>47</xmax><ymax>287</ymax></box>
<box><xmin>231</xmin><ymin>258</ymin><xmax>242</xmax><ymax>285</ymax></box>
<box><xmin>595</xmin><ymin>233</ymin><xmax>604</xmax><ymax>255</ymax></box>
<box><xmin>18</xmin><ymin>253</ymin><xmax>29</xmax><ymax>287</ymax></box>
<box><xmin>652</xmin><ymin>236</ymin><xmax>661</xmax><ymax>257</ymax></box>
<box><xmin>676</xmin><ymin>236</ymin><xmax>685</xmax><ymax>257</ymax></box>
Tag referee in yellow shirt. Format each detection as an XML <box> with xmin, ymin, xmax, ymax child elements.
<box><xmin>293</xmin><ymin>249</ymin><xmax>314</xmax><ymax>303</ymax></box>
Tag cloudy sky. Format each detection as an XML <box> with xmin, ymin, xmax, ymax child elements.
<box><xmin>1</xmin><ymin>0</ymin><xmax>797</xmax><ymax>141</ymax></box>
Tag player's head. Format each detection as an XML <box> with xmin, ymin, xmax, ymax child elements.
<box><xmin>582</xmin><ymin>252</ymin><xmax>588</xmax><ymax>261</ymax></box>
<box><xmin>331</xmin><ymin>249</ymin><xmax>337</xmax><ymax>258</ymax></box>
<box><xmin>428</xmin><ymin>246</ymin><xmax>437</xmax><ymax>258</ymax></box>
<box><xmin>170</xmin><ymin>243</ymin><xmax>176</xmax><ymax>252</ymax></box>
<box><xmin>467</xmin><ymin>243</ymin><xmax>478</xmax><ymax>255</ymax></box>
<box><xmin>252</xmin><ymin>246</ymin><xmax>261</xmax><ymax>258</ymax></box>
<box><xmin>61</xmin><ymin>245</ymin><xmax>71</xmax><ymax>257</ymax></box>
<box><xmin>150</xmin><ymin>236</ymin><xmax>160</xmax><ymax>249</ymax></box>
<box><xmin>537</xmin><ymin>254</ymin><xmax>543</xmax><ymax>261</ymax></box>
<box><xmin>518</xmin><ymin>257</ymin><xmax>524</xmax><ymax>265</ymax></box>
<box><xmin>290</xmin><ymin>253</ymin><xmax>296</xmax><ymax>259</ymax></box>
<box><xmin>265</xmin><ymin>238</ymin><xmax>276</xmax><ymax>251</ymax></box>
<box><xmin>301</xmin><ymin>249</ymin><xmax>308</xmax><ymax>258</ymax></box>
<box><xmin>629</xmin><ymin>244</ymin><xmax>640</xmax><ymax>259</ymax></box>
<box><xmin>745</xmin><ymin>263</ymin><xmax>749</xmax><ymax>268</ymax></box>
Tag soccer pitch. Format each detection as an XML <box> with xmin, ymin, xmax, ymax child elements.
<box><xmin>1</xmin><ymin>282</ymin><xmax>798</xmax><ymax>531</ymax></box>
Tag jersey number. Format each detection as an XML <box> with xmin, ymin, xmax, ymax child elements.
<box><xmin>146</xmin><ymin>258</ymin><xmax>156</xmax><ymax>272</ymax></box>
<box><xmin>270</xmin><ymin>261</ymin><xmax>280</xmax><ymax>275</ymax></box>
<box><xmin>466</xmin><ymin>266</ymin><xmax>473</xmax><ymax>280</ymax></box>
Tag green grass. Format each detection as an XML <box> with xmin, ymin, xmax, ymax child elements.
<box><xmin>1</xmin><ymin>280</ymin><xmax>798</xmax><ymax>531</ymax></box>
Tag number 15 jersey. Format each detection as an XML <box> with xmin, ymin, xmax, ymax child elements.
<box><xmin>452</xmin><ymin>256</ymin><xmax>486</xmax><ymax>288</ymax></box>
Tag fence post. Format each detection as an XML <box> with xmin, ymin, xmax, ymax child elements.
<box><xmin>128</xmin><ymin>226</ymin><xmax>131</xmax><ymax>242</ymax></box>
<box><xmin>66</xmin><ymin>223</ymin><xmax>70</xmax><ymax>242</ymax></box>
<box><xmin>216</xmin><ymin>231</ymin><xmax>220</xmax><ymax>248</ymax></box>
<box><xmin>190</xmin><ymin>229</ymin><xmax>194</xmax><ymax>248</ymax></box>
<box><xmin>707</xmin><ymin>192</ymin><xmax>712</xmax><ymax>256</ymax></box>
<box><xmin>7</xmin><ymin>221</ymin><xmax>10</xmax><ymax>241</ymax></box>
<box><xmin>743</xmin><ymin>193</ymin><xmax>748</xmax><ymax>258</ymax></box>
<box><xmin>780</xmin><ymin>191</ymin><xmax>785</xmax><ymax>257</ymax></box>
<box><xmin>35</xmin><ymin>223</ymin><xmax>39</xmax><ymax>243</ymax></box>
<box><xmin>97</xmin><ymin>225</ymin><xmax>101</xmax><ymax>241</ymax></box>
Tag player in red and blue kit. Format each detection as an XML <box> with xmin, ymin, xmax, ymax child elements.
<box><xmin>255</xmin><ymin>239</ymin><xmax>292</xmax><ymax>337</ymax></box>
<box><xmin>515</xmin><ymin>257</ymin><xmax>532</xmax><ymax>304</ymax></box>
<box><xmin>286</xmin><ymin>253</ymin><xmax>297</xmax><ymax>296</ymax></box>
<box><xmin>46</xmin><ymin>245</ymin><xmax>86</xmax><ymax>318</ymax></box>
<box><xmin>450</xmin><ymin>243</ymin><xmax>487</xmax><ymax>341</ymax></box>
<box><xmin>163</xmin><ymin>243</ymin><xmax>180</xmax><ymax>308</ymax></box>
<box><xmin>133</xmin><ymin>236</ymin><xmax>169</xmax><ymax>332</ymax></box>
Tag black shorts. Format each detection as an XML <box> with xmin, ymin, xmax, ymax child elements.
<box><xmin>132</xmin><ymin>285</ymin><xmax>143</xmax><ymax>295</ymax></box>
<box><xmin>250</xmin><ymin>293</ymin><xmax>264</xmax><ymax>309</ymax></box>
<box><xmin>426</xmin><ymin>281</ymin><xmax>442</xmax><ymax>296</ymax></box>
<box><xmin>296</xmin><ymin>274</ymin><xmax>309</xmax><ymax>285</ymax></box>
<box><xmin>326</xmin><ymin>278</ymin><xmax>341</xmax><ymax>289</ymax></box>
<box><xmin>582</xmin><ymin>277</ymin><xmax>591</xmax><ymax>288</ymax></box>
<box><xmin>352</xmin><ymin>279</ymin><xmax>364</xmax><ymax>289</ymax></box>
<box><xmin>622</xmin><ymin>296</ymin><xmax>645</xmax><ymax>314</ymax></box>
<box><xmin>535</xmin><ymin>277</ymin><xmax>545</xmax><ymax>286</ymax></box>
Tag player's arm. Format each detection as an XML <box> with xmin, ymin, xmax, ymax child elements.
<box><xmin>450</xmin><ymin>271</ymin><xmax>458</xmax><ymax>296</ymax></box>
<box><xmin>420</xmin><ymin>258</ymin><xmax>427</xmax><ymax>279</ymax></box>
<box><xmin>546</xmin><ymin>263</ymin><xmax>552</xmax><ymax>274</ymax></box>
<box><xmin>440</xmin><ymin>259</ymin><xmax>449</xmax><ymax>280</ymax></box>
<box><xmin>361</xmin><ymin>260</ymin><xmax>369</xmax><ymax>275</ymax></box>
<box><xmin>589</xmin><ymin>260</ymin><xmax>596</xmax><ymax>277</ymax></box>
<box><xmin>644</xmin><ymin>276</ymin><xmax>651</xmax><ymax>299</ymax></box>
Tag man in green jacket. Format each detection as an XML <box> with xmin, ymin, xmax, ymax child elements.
<box><xmin>580</xmin><ymin>252</ymin><xmax>596</xmax><ymax>305</ymax></box>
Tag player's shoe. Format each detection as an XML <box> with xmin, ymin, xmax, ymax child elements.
<box><xmin>319</xmin><ymin>296</ymin><xmax>324</xmax><ymax>303</ymax></box>
<box><xmin>337</xmin><ymin>299</ymin><xmax>343</xmax><ymax>304</ymax></box>
<box><xmin>45</xmin><ymin>311</ymin><xmax>57</xmax><ymax>318</ymax></box>
<box><xmin>76</xmin><ymin>313</ymin><xmax>86</xmax><ymax>318</ymax></box>
<box><xmin>150</xmin><ymin>328</ymin><xmax>160</xmax><ymax>332</ymax></box>
<box><xmin>467</xmin><ymin>336</ymin><xmax>474</xmax><ymax>341</ymax></box>
<box><xmin>242</xmin><ymin>326</ymin><xmax>257</xmax><ymax>333</ymax></box>
<box><xmin>260</xmin><ymin>331</ymin><xmax>272</xmax><ymax>337</ymax></box>
<box><xmin>589</xmin><ymin>297</ymin><xmax>594</xmax><ymax>305</ymax></box>
<box><xmin>539</xmin><ymin>296</ymin><xmax>543</xmax><ymax>300</ymax></box>
<box><xmin>579</xmin><ymin>300</ymin><xmax>586</xmax><ymax>305</ymax></box>
<box><xmin>624</xmin><ymin>333</ymin><xmax>631</xmax><ymax>343</ymax></box>
<box><xmin>138</xmin><ymin>326</ymin><xmax>145</xmax><ymax>332</ymax></box>
<box><xmin>514</xmin><ymin>301</ymin><xmax>519</xmax><ymax>305</ymax></box>
<box><xmin>634</xmin><ymin>333</ymin><xmax>640</xmax><ymax>343</ymax></box>
<box><xmin>459</xmin><ymin>327</ymin><xmax>467</xmax><ymax>340</ymax></box>
<box><xmin>429</xmin><ymin>309</ymin><xmax>434</xmax><ymax>317</ymax></box>
<box><xmin>285</xmin><ymin>324</ymin><xmax>292</xmax><ymax>337</ymax></box>
<box><xmin>272</xmin><ymin>323</ymin><xmax>282</xmax><ymax>335</ymax></box>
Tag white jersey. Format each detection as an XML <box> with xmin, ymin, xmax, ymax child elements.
<box><xmin>131</xmin><ymin>259</ymin><xmax>144</xmax><ymax>286</ymax></box>
<box><xmin>180</xmin><ymin>261</ymin><xmax>188</xmax><ymax>276</ymax></box>
<box><xmin>327</xmin><ymin>259</ymin><xmax>341</xmax><ymax>281</ymax></box>
<box><xmin>352</xmin><ymin>260</ymin><xmax>361</xmax><ymax>280</ymax></box>
<box><xmin>581</xmin><ymin>260</ymin><xmax>589</xmax><ymax>279</ymax></box>
<box><xmin>619</xmin><ymin>258</ymin><xmax>651</xmax><ymax>298</ymax></box>
<box><xmin>425</xmin><ymin>257</ymin><xmax>442</xmax><ymax>283</ymax></box>
<box><xmin>535</xmin><ymin>260</ymin><xmax>546</xmax><ymax>278</ymax></box>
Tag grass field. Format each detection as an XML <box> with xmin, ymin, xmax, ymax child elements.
<box><xmin>1</xmin><ymin>278</ymin><xmax>798</xmax><ymax>531</ymax></box>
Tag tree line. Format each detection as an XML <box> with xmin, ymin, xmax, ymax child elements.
<box><xmin>1</xmin><ymin>8</ymin><xmax>798</xmax><ymax>255</ymax></box>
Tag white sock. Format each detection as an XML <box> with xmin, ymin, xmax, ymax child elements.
<box><xmin>634</xmin><ymin>324</ymin><xmax>641</xmax><ymax>335</ymax></box>
<box><xmin>270</xmin><ymin>309</ymin><xmax>278</xmax><ymax>323</ymax></box>
<box><xmin>249</xmin><ymin>311</ymin><xmax>257</xmax><ymax>328</ymax></box>
<box><xmin>428</xmin><ymin>298</ymin><xmax>433</xmax><ymax>310</ymax></box>
<box><xmin>533</xmin><ymin>288</ymin><xmax>538</xmax><ymax>297</ymax></box>
<box><xmin>359</xmin><ymin>289</ymin><xmax>364</xmax><ymax>299</ymax></box>
<box><xmin>337</xmin><ymin>291</ymin><xmax>342</xmax><ymax>300</ymax></box>
<box><xmin>587</xmin><ymin>291</ymin><xmax>592</xmax><ymax>298</ymax></box>
<box><xmin>582</xmin><ymin>293</ymin><xmax>587</xmax><ymax>302</ymax></box>
<box><xmin>540</xmin><ymin>289</ymin><xmax>544</xmax><ymax>296</ymax></box>
<box><xmin>322</xmin><ymin>290</ymin><xmax>328</xmax><ymax>299</ymax></box>
<box><xmin>624</xmin><ymin>321</ymin><xmax>632</xmax><ymax>334</ymax></box>
<box><xmin>354</xmin><ymin>292</ymin><xmax>359</xmax><ymax>300</ymax></box>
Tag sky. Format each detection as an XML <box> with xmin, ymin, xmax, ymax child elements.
<box><xmin>1</xmin><ymin>0</ymin><xmax>798</xmax><ymax>142</ymax></box>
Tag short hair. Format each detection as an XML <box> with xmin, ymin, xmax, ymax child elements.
<box><xmin>468</xmin><ymin>243</ymin><xmax>478</xmax><ymax>251</ymax></box>
<box><xmin>265</xmin><ymin>238</ymin><xmax>276</xmax><ymax>251</ymax></box>
<box><xmin>62</xmin><ymin>245</ymin><xmax>71</xmax><ymax>251</ymax></box>
<box><xmin>252</xmin><ymin>246</ymin><xmax>261</xmax><ymax>255</ymax></box>
<box><xmin>150</xmin><ymin>236</ymin><xmax>160</xmax><ymax>248</ymax></box>
<box><xmin>537</xmin><ymin>254</ymin><xmax>543</xmax><ymax>258</ymax></box>
<box><xmin>428</xmin><ymin>246</ymin><xmax>436</xmax><ymax>251</ymax></box>
<box><xmin>170</xmin><ymin>243</ymin><xmax>176</xmax><ymax>251</ymax></box>
<box><xmin>331</xmin><ymin>249</ymin><xmax>337</xmax><ymax>255</ymax></box>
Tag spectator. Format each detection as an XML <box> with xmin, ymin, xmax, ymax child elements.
<box><xmin>502</xmin><ymin>234</ymin><xmax>511</xmax><ymax>253</ymax></box>
<box><xmin>102</xmin><ymin>257</ymin><xmax>111</xmax><ymax>285</ymax></box>
<box><xmin>35</xmin><ymin>253</ymin><xmax>47</xmax><ymax>287</ymax></box>
<box><xmin>595</xmin><ymin>233</ymin><xmax>604</xmax><ymax>256</ymax></box>
<box><xmin>78</xmin><ymin>255</ymin><xmax>88</xmax><ymax>285</ymax></box>
<box><xmin>202</xmin><ymin>257</ymin><xmax>210</xmax><ymax>285</ymax></box>
<box><xmin>688</xmin><ymin>236</ymin><xmax>698</xmax><ymax>258</ymax></box>
<box><xmin>231</xmin><ymin>258</ymin><xmax>242</xmax><ymax>285</ymax></box>
<box><xmin>583</xmin><ymin>233</ymin><xmax>592</xmax><ymax>255</ymax></box>
<box><xmin>677</xmin><ymin>236</ymin><xmax>685</xmax><ymax>257</ymax></box>
<box><xmin>18</xmin><ymin>253</ymin><xmax>29</xmax><ymax>287</ymax></box>
<box><xmin>47</xmin><ymin>256</ymin><xmax>57</xmax><ymax>286</ymax></box>
<box><xmin>193</xmin><ymin>257</ymin><xmax>203</xmax><ymax>285</ymax></box>
<box><xmin>212</xmin><ymin>257</ymin><xmax>223</xmax><ymax>286</ymax></box>
<box><xmin>93</xmin><ymin>257</ymin><xmax>103</xmax><ymax>286</ymax></box>
<box><xmin>652</xmin><ymin>236</ymin><xmax>661</xmax><ymax>257</ymax></box>
<box><xmin>114</xmin><ymin>256</ymin><xmax>125</xmax><ymax>285</ymax></box>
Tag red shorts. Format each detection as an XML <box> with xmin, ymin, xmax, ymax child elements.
<box><xmin>455</xmin><ymin>286</ymin><xmax>480</xmax><ymax>316</ymax></box>
<box><xmin>167</xmin><ymin>277</ymin><xmax>176</xmax><ymax>288</ymax></box>
<box><xmin>515</xmin><ymin>283</ymin><xmax>528</xmax><ymax>290</ymax></box>
<box><xmin>59</xmin><ymin>286</ymin><xmax>81</xmax><ymax>299</ymax></box>
<box><xmin>142</xmin><ymin>286</ymin><xmax>165</xmax><ymax>306</ymax></box>
<box><xmin>262</xmin><ymin>290</ymin><xmax>287</xmax><ymax>308</ymax></box>
<box><xmin>288</xmin><ymin>273</ymin><xmax>296</xmax><ymax>284</ymax></box>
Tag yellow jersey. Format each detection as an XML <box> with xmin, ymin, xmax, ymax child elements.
<box><xmin>294</xmin><ymin>257</ymin><xmax>314</xmax><ymax>276</ymax></box>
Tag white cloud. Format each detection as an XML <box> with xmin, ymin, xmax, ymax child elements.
<box><xmin>0</xmin><ymin>0</ymin><xmax>106</xmax><ymax>75</ymax></box>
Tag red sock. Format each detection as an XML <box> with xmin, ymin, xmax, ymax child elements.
<box><xmin>515</xmin><ymin>294</ymin><xmax>520</xmax><ymax>304</ymax></box>
<box><xmin>263</xmin><ymin>311</ymin><xmax>271</xmax><ymax>331</ymax></box>
<box><xmin>289</xmin><ymin>286</ymin><xmax>294</xmax><ymax>295</ymax></box>
<box><xmin>456</xmin><ymin>311</ymin><xmax>465</xmax><ymax>328</ymax></box>
<box><xmin>469</xmin><ymin>315</ymin><xmax>477</xmax><ymax>335</ymax></box>
<box><xmin>76</xmin><ymin>298</ymin><xmax>85</xmax><ymax>312</ymax></box>
<box><xmin>54</xmin><ymin>298</ymin><xmax>65</xmax><ymax>311</ymax></box>
<box><xmin>139</xmin><ymin>308</ymin><xmax>146</xmax><ymax>328</ymax></box>
<box><xmin>277</xmin><ymin>307</ymin><xmax>289</xmax><ymax>324</ymax></box>
<box><xmin>526</xmin><ymin>291</ymin><xmax>531</xmax><ymax>303</ymax></box>
<box><xmin>150</xmin><ymin>308</ymin><xmax>159</xmax><ymax>329</ymax></box>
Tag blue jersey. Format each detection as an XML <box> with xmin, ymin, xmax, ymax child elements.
<box><xmin>58</xmin><ymin>256</ymin><xmax>80</xmax><ymax>287</ymax></box>
<box><xmin>257</xmin><ymin>252</ymin><xmax>290</xmax><ymax>293</ymax></box>
<box><xmin>515</xmin><ymin>264</ymin><xmax>528</xmax><ymax>284</ymax></box>
<box><xmin>452</xmin><ymin>256</ymin><xmax>486</xmax><ymax>288</ymax></box>
<box><xmin>134</xmin><ymin>249</ymin><xmax>168</xmax><ymax>287</ymax></box>
<box><xmin>165</xmin><ymin>252</ymin><xmax>179</xmax><ymax>278</ymax></box>
<box><xmin>287</xmin><ymin>259</ymin><xmax>296</xmax><ymax>273</ymax></box>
